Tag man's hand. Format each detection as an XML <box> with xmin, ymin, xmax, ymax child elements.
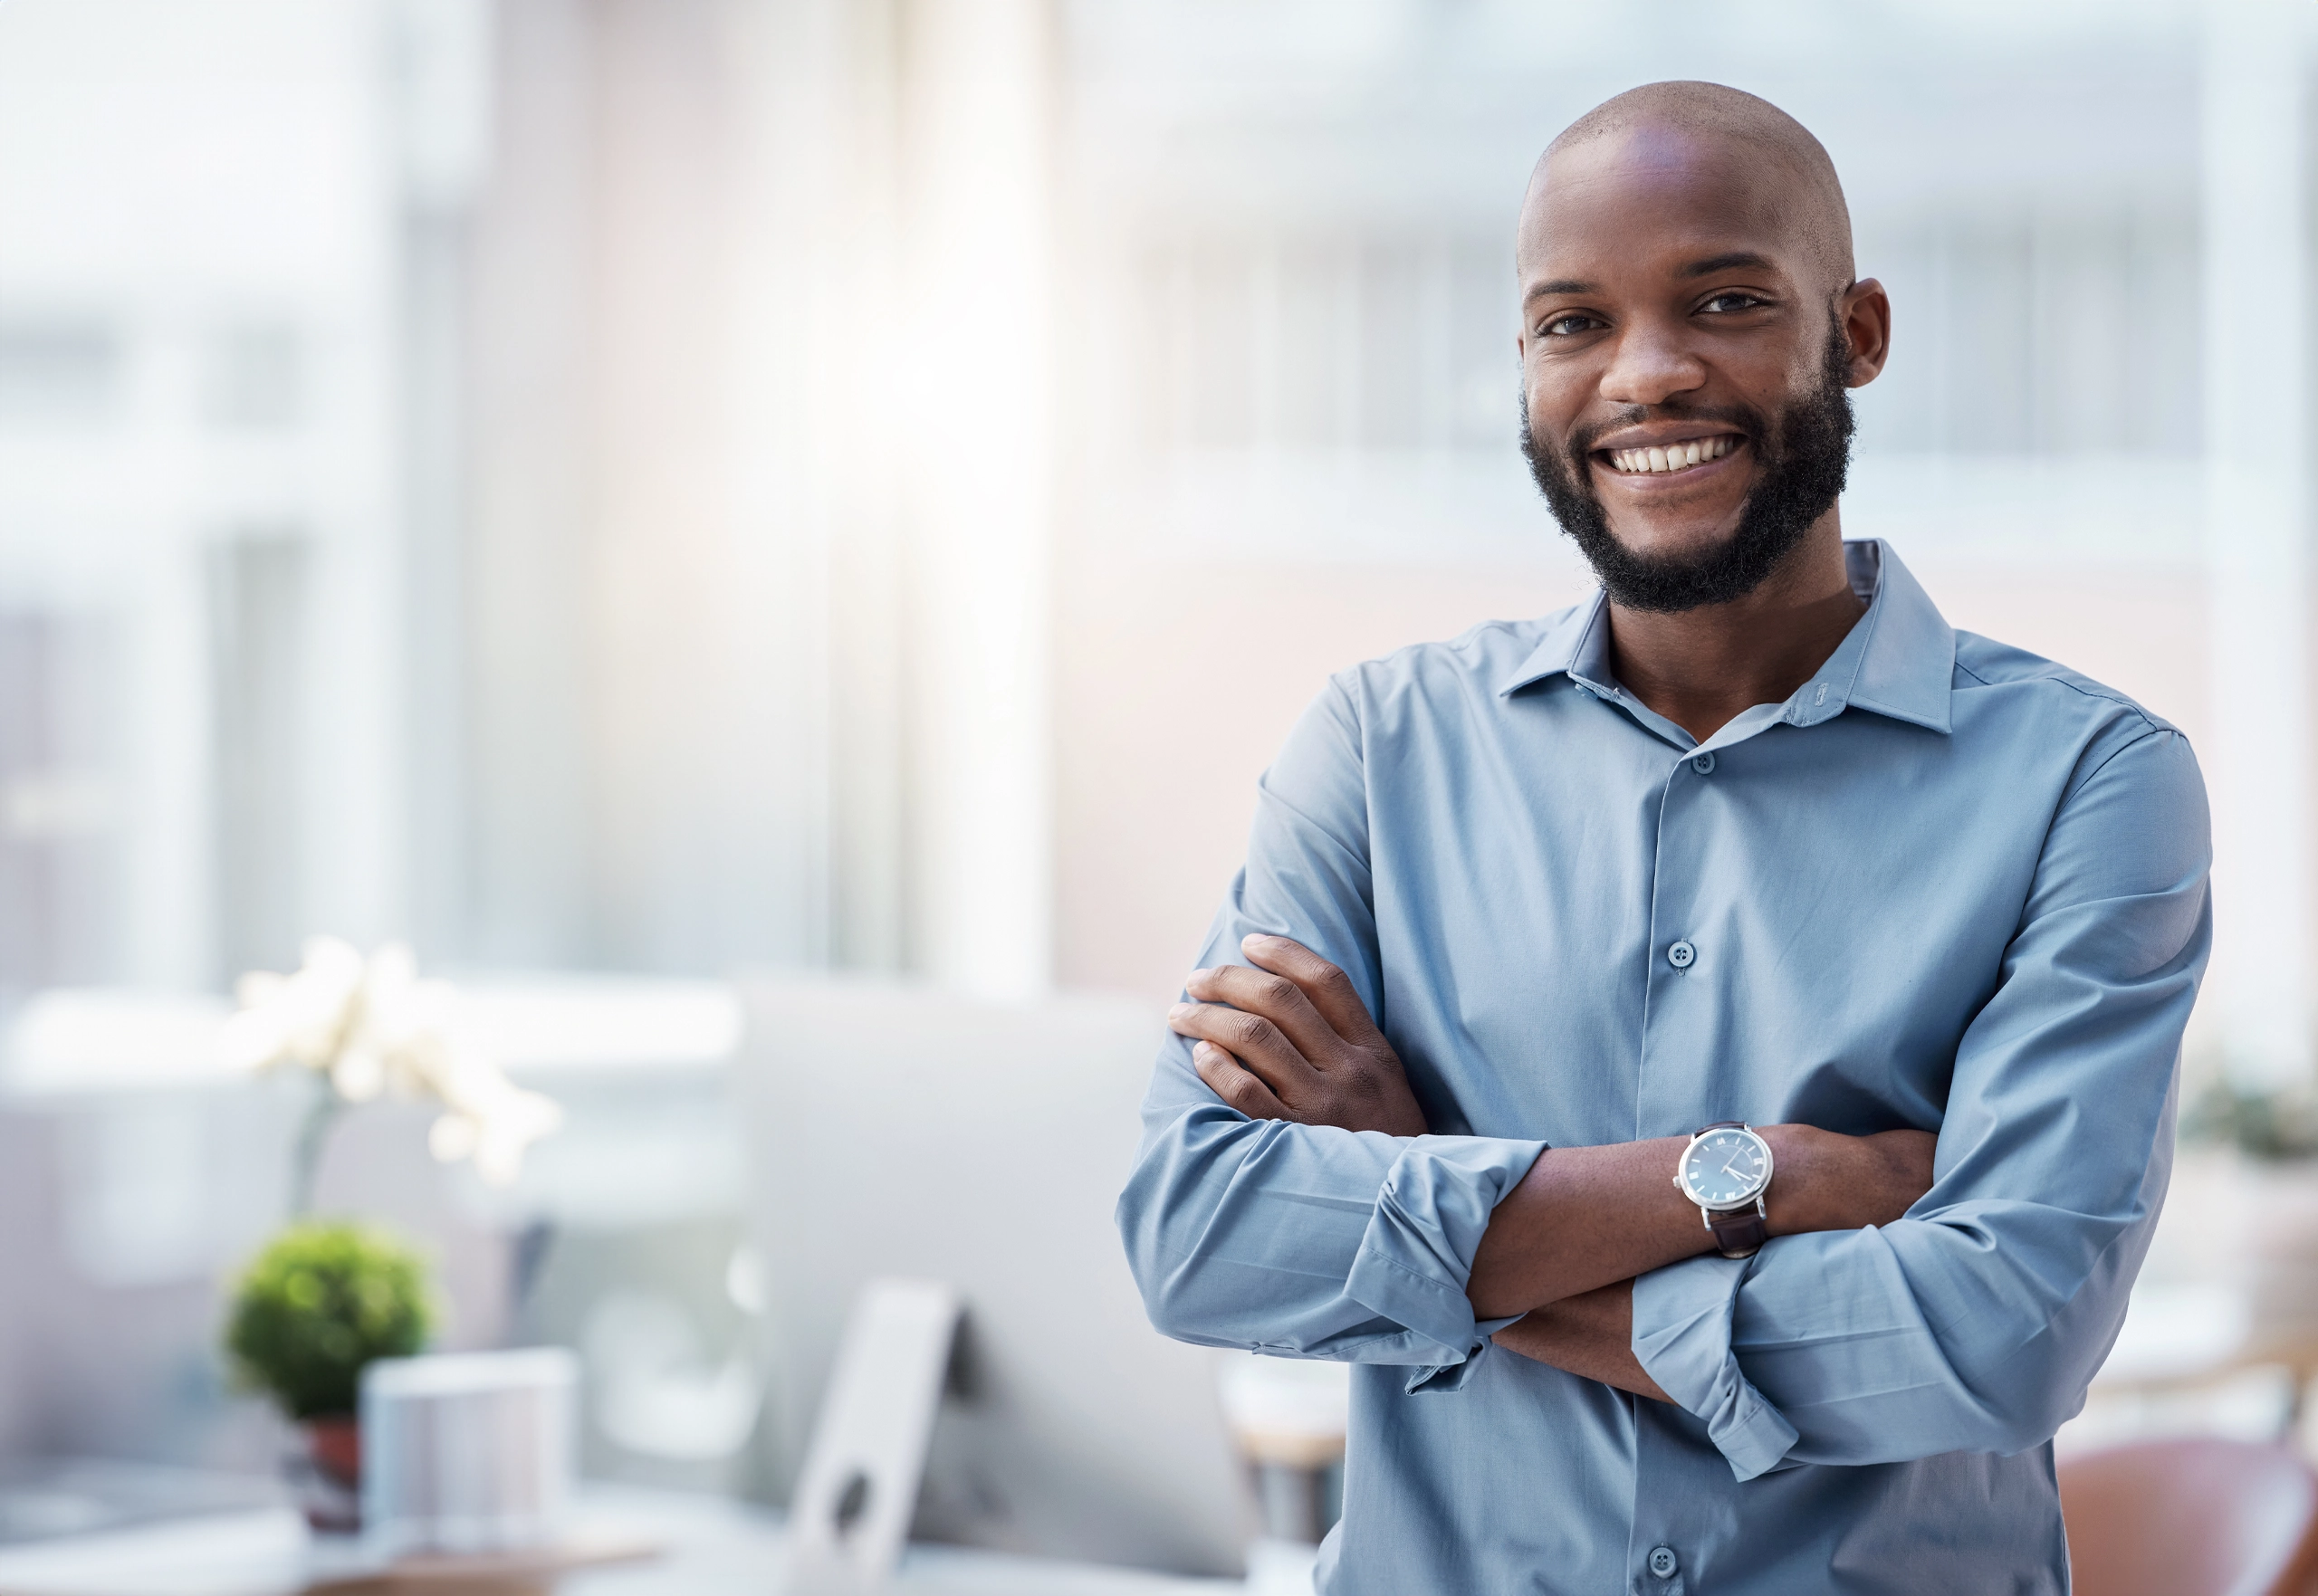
<box><xmin>1168</xmin><ymin>933</ymin><xmax>1429</xmax><ymax>1138</ymax></box>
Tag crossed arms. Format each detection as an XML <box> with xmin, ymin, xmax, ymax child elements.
<box><xmin>1117</xmin><ymin>686</ymin><xmax>2211</xmax><ymax>1478</ymax></box>
<box><xmin>1167</xmin><ymin>934</ymin><xmax>1937</xmax><ymax>1402</ymax></box>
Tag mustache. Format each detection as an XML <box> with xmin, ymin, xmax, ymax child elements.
<box><xmin>1562</xmin><ymin>401</ymin><xmax>1767</xmax><ymax>461</ymax></box>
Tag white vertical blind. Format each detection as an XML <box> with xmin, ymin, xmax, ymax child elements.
<box><xmin>897</xmin><ymin>0</ymin><xmax>1058</xmax><ymax>998</ymax></box>
<box><xmin>2201</xmin><ymin>0</ymin><xmax>2313</xmax><ymax>1086</ymax></box>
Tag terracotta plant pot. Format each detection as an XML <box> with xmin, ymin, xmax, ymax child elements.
<box><xmin>305</xmin><ymin>1415</ymin><xmax>361</xmax><ymax>1490</ymax></box>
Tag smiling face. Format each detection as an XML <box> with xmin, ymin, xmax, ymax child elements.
<box><xmin>1516</xmin><ymin>118</ymin><xmax>1887</xmax><ymax>611</ymax></box>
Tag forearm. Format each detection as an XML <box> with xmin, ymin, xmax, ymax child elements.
<box><xmin>1158</xmin><ymin>918</ymin><xmax>1934</xmax><ymax>1327</ymax></box>
<box><xmin>1492</xmin><ymin>1282</ymin><xmax>1669</xmax><ymax>1401</ymax></box>
<box><xmin>1123</xmin><ymin>1087</ymin><xmax>1544</xmax><ymax>1368</ymax></box>
<box><xmin>1467</xmin><ymin>1138</ymin><xmax>1704</xmax><ymax>1317</ymax></box>
<box><xmin>1634</xmin><ymin>1193</ymin><xmax>2163</xmax><ymax>1473</ymax></box>
<box><xmin>1468</xmin><ymin>1125</ymin><xmax>1932</xmax><ymax>1318</ymax></box>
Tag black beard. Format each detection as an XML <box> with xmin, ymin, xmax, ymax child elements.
<box><xmin>1520</xmin><ymin>320</ymin><xmax>1855</xmax><ymax>614</ymax></box>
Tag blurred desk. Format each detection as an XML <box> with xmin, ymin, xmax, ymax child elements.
<box><xmin>0</xmin><ymin>1485</ymin><xmax>1251</xmax><ymax>1596</ymax></box>
<box><xmin>508</xmin><ymin>1488</ymin><xmax>1245</xmax><ymax>1596</ymax></box>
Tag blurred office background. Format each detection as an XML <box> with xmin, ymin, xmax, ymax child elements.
<box><xmin>0</xmin><ymin>0</ymin><xmax>2311</xmax><ymax>1547</ymax></box>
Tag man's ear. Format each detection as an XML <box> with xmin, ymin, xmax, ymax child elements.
<box><xmin>1838</xmin><ymin>279</ymin><xmax>1892</xmax><ymax>388</ymax></box>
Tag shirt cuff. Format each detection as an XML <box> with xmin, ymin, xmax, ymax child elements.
<box><xmin>1632</xmin><ymin>1253</ymin><xmax>1801</xmax><ymax>1481</ymax></box>
<box><xmin>1343</xmin><ymin>1134</ymin><xmax>1546</xmax><ymax>1387</ymax></box>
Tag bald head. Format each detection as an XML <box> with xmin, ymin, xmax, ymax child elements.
<box><xmin>1529</xmin><ymin>81</ymin><xmax>1854</xmax><ymax>294</ymax></box>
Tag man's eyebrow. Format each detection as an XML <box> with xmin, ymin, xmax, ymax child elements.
<box><xmin>1677</xmin><ymin>251</ymin><xmax>1778</xmax><ymax>279</ymax></box>
<box><xmin>1522</xmin><ymin>253</ymin><xmax>1781</xmax><ymax>303</ymax></box>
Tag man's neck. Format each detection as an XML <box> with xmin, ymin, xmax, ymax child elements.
<box><xmin>1604</xmin><ymin>514</ymin><xmax>1864</xmax><ymax>744</ymax></box>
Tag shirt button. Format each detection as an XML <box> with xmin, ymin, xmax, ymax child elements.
<box><xmin>1690</xmin><ymin>751</ymin><xmax>1715</xmax><ymax>774</ymax></box>
<box><xmin>1649</xmin><ymin>1545</ymin><xmax>1680</xmax><ymax>1579</ymax></box>
<box><xmin>1667</xmin><ymin>940</ymin><xmax>1696</xmax><ymax>970</ymax></box>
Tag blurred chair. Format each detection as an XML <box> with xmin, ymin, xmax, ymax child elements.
<box><xmin>2061</xmin><ymin>1438</ymin><xmax>2318</xmax><ymax>1596</ymax></box>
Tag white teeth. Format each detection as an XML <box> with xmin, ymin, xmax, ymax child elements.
<box><xmin>1610</xmin><ymin>436</ymin><xmax>1735</xmax><ymax>473</ymax></box>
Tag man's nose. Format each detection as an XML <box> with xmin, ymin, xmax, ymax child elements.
<box><xmin>1597</xmin><ymin>320</ymin><xmax>1708</xmax><ymax>409</ymax></box>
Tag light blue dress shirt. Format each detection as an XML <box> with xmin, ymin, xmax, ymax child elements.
<box><xmin>1117</xmin><ymin>541</ymin><xmax>2210</xmax><ymax>1595</ymax></box>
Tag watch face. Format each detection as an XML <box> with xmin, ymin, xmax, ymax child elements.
<box><xmin>1680</xmin><ymin>1127</ymin><xmax>1769</xmax><ymax>1209</ymax></box>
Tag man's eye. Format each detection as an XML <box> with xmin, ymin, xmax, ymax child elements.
<box><xmin>1700</xmin><ymin>292</ymin><xmax>1765</xmax><ymax>314</ymax></box>
<box><xmin>1539</xmin><ymin>312</ymin><xmax>1598</xmax><ymax>337</ymax></box>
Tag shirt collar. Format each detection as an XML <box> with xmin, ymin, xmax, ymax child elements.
<box><xmin>1495</xmin><ymin>539</ymin><xmax>1956</xmax><ymax>737</ymax></box>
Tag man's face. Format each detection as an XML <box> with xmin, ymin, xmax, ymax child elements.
<box><xmin>1516</xmin><ymin>128</ymin><xmax>1878</xmax><ymax>611</ymax></box>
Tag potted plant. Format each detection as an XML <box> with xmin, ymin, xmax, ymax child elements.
<box><xmin>216</xmin><ymin>939</ymin><xmax>561</xmax><ymax>1524</ymax></box>
<box><xmin>225</xmin><ymin>1221</ymin><xmax>436</xmax><ymax>1522</ymax></box>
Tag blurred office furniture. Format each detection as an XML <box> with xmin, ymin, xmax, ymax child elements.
<box><xmin>0</xmin><ymin>978</ymin><xmax>742</xmax><ymax>1475</ymax></box>
<box><xmin>2059</xmin><ymin>1437</ymin><xmax>2318</xmax><ymax>1596</ymax></box>
<box><xmin>2087</xmin><ymin>1151</ymin><xmax>2318</xmax><ymax>1443</ymax></box>
<box><xmin>738</xmin><ymin>978</ymin><xmax>1255</xmax><ymax>1581</ymax></box>
<box><xmin>0</xmin><ymin>1459</ymin><xmax>305</xmax><ymax>1593</ymax></box>
<box><xmin>0</xmin><ymin>1479</ymin><xmax>1236</xmax><ymax>1595</ymax></box>
<box><xmin>781</xmin><ymin>1278</ymin><xmax>962</xmax><ymax>1596</ymax></box>
<box><xmin>457</xmin><ymin>980</ymin><xmax>762</xmax><ymax>1497</ymax></box>
<box><xmin>552</xmin><ymin>1487</ymin><xmax>1236</xmax><ymax>1596</ymax></box>
<box><xmin>359</xmin><ymin>1349</ymin><xmax>579</xmax><ymax>1560</ymax></box>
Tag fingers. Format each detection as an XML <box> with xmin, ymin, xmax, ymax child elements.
<box><xmin>1169</xmin><ymin>998</ymin><xmax>1322</xmax><ymax>1100</ymax></box>
<box><xmin>1184</xmin><ymin>960</ymin><xmax>1340</xmax><ymax>1064</ymax></box>
<box><xmin>1191</xmin><ymin>1040</ymin><xmax>1295</xmax><ymax>1121</ymax></box>
<box><xmin>1239</xmin><ymin>933</ymin><xmax>1389</xmax><ymax>1049</ymax></box>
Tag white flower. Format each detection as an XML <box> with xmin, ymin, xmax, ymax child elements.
<box><xmin>218</xmin><ymin>936</ymin><xmax>366</xmax><ymax>1074</ymax></box>
<box><xmin>223</xmin><ymin>937</ymin><xmax>560</xmax><ymax>1185</ymax></box>
<box><xmin>413</xmin><ymin>1032</ymin><xmax>564</xmax><ymax>1186</ymax></box>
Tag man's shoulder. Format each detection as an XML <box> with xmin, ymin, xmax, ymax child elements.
<box><xmin>1949</xmin><ymin>629</ymin><xmax>2180</xmax><ymax>745</ymax></box>
<box><xmin>1327</xmin><ymin>608</ymin><xmax>1581</xmax><ymax>711</ymax></box>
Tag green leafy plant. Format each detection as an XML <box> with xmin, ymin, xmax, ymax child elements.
<box><xmin>2181</xmin><ymin>1077</ymin><xmax>2318</xmax><ymax>1161</ymax></box>
<box><xmin>225</xmin><ymin>1221</ymin><xmax>436</xmax><ymax>1420</ymax></box>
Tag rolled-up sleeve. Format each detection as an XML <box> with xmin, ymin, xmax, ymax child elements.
<box><xmin>1117</xmin><ymin>679</ymin><xmax>1544</xmax><ymax>1388</ymax></box>
<box><xmin>1634</xmin><ymin>724</ymin><xmax>2210</xmax><ymax>1479</ymax></box>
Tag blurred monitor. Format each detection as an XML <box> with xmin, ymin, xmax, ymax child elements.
<box><xmin>736</xmin><ymin>978</ymin><xmax>1253</xmax><ymax>1579</ymax></box>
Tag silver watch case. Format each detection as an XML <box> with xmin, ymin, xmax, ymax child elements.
<box><xmin>1672</xmin><ymin>1123</ymin><xmax>1774</xmax><ymax>1219</ymax></box>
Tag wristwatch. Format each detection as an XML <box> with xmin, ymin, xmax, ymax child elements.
<box><xmin>1673</xmin><ymin>1121</ymin><xmax>1773</xmax><ymax>1258</ymax></box>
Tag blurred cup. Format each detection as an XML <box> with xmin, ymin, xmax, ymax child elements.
<box><xmin>1217</xmin><ymin>1355</ymin><xmax>1349</xmax><ymax>1546</ymax></box>
<box><xmin>359</xmin><ymin>1347</ymin><xmax>579</xmax><ymax>1561</ymax></box>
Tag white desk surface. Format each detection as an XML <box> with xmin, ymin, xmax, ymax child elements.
<box><xmin>0</xmin><ymin>1483</ymin><xmax>1269</xmax><ymax>1596</ymax></box>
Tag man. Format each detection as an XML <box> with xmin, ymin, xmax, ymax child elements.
<box><xmin>1116</xmin><ymin>81</ymin><xmax>2209</xmax><ymax>1594</ymax></box>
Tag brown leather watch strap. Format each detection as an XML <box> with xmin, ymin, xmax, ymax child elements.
<box><xmin>1693</xmin><ymin>1121</ymin><xmax>1768</xmax><ymax>1259</ymax></box>
<box><xmin>1707</xmin><ymin>1205</ymin><xmax>1767</xmax><ymax>1259</ymax></box>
